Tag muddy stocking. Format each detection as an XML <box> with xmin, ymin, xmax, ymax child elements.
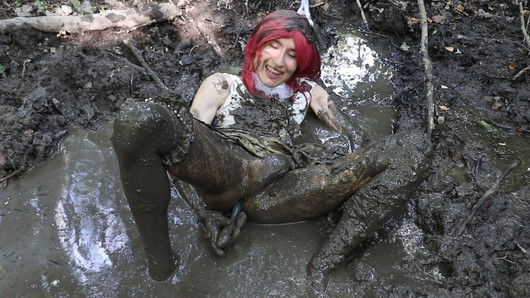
<box><xmin>112</xmin><ymin>101</ymin><xmax>189</xmax><ymax>282</ymax></box>
<box><xmin>167</xmin><ymin>121</ymin><xmax>294</xmax><ymax>211</ymax></box>
<box><xmin>244</xmin><ymin>143</ymin><xmax>386</xmax><ymax>224</ymax></box>
<box><xmin>306</xmin><ymin>131</ymin><xmax>432</xmax><ymax>293</ymax></box>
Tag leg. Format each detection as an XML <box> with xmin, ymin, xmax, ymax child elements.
<box><xmin>167</xmin><ymin>121</ymin><xmax>293</xmax><ymax>211</ymax></box>
<box><xmin>306</xmin><ymin>131</ymin><xmax>432</xmax><ymax>292</ymax></box>
<box><xmin>113</xmin><ymin>101</ymin><xmax>294</xmax><ymax>276</ymax></box>
<box><xmin>244</xmin><ymin>144</ymin><xmax>387</xmax><ymax>224</ymax></box>
<box><xmin>112</xmin><ymin>102</ymin><xmax>184</xmax><ymax>282</ymax></box>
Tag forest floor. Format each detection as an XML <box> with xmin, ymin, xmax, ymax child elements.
<box><xmin>1</xmin><ymin>0</ymin><xmax>529</xmax><ymax>296</ymax></box>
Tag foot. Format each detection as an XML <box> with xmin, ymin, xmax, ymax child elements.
<box><xmin>306</xmin><ymin>254</ymin><xmax>333</xmax><ymax>295</ymax></box>
<box><xmin>149</xmin><ymin>251</ymin><xmax>180</xmax><ymax>283</ymax></box>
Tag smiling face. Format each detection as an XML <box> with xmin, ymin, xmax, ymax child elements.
<box><xmin>253</xmin><ymin>38</ymin><xmax>298</xmax><ymax>88</ymax></box>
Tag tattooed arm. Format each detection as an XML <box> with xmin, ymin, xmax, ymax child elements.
<box><xmin>309</xmin><ymin>84</ymin><xmax>368</xmax><ymax>149</ymax></box>
<box><xmin>190</xmin><ymin>73</ymin><xmax>232</xmax><ymax>124</ymax></box>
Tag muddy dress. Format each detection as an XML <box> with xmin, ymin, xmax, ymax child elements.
<box><xmin>208</xmin><ymin>74</ymin><xmax>349</xmax><ymax>168</ymax></box>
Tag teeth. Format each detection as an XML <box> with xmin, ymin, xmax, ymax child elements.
<box><xmin>266</xmin><ymin>65</ymin><xmax>281</xmax><ymax>75</ymax></box>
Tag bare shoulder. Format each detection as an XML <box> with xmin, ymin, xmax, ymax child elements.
<box><xmin>203</xmin><ymin>73</ymin><xmax>233</xmax><ymax>95</ymax></box>
<box><xmin>190</xmin><ymin>73</ymin><xmax>234</xmax><ymax>124</ymax></box>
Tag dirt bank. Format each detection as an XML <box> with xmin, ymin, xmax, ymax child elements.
<box><xmin>1</xmin><ymin>0</ymin><xmax>529</xmax><ymax>296</ymax></box>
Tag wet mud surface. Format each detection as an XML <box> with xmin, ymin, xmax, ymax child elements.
<box><xmin>1</xmin><ymin>0</ymin><xmax>530</xmax><ymax>296</ymax></box>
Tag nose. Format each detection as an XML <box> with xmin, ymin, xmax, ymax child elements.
<box><xmin>272</xmin><ymin>50</ymin><xmax>286</xmax><ymax>67</ymax></box>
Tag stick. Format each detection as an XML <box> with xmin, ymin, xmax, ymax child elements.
<box><xmin>0</xmin><ymin>168</ymin><xmax>22</xmax><ymax>184</ymax></box>
<box><xmin>123</xmin><ymin>39</ymin><xmax>169</xmax><ymax>91</ymax></box>
<box><xmin>356</xmin><ymin>0</ymin><xmax>370</xmax><ymax>31</ymax></box>
<box><xmin>513</xmin><ymin>65</ymin><xmax>530</xmax><ymax>80</ymax></box>
<box><xmin>417</xmin><ymin>0</ymin><xmax>435</xmax><ymax>136</ymax></box>
<box><xmin>0</xmin><ymin>2</ymin><xmax>183</xmax><ymax>34</ymax></box>
<box><xmin>456</xmin><ymin>159</ymin><xmax>521</xmax><ymax>236</ymax></box>
<box><xmin>519</xmin><ymin>1</ymin><xmax>530</xmax><ymax>50</ymax></box>
<box><xmin>232</xmin><ymin>16</ymin><xmax>247</xmax><ymax>48</ymax></box>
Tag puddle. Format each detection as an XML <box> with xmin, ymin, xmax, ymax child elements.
<box><xmin>0</xmin><ymin>31</ymin><xmax>443</xmax><ymax>296</ymax></box>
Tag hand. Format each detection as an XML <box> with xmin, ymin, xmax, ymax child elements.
<box><xmin>201</xmin><ymin>210</ymin><xmax>247</xmax><ymax>256</ymax></box>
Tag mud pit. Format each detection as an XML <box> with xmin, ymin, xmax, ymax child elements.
<box><xmin>1</xmin><ymin>0</ymin><xmax>530</xmax><ymax>296</ymax></box>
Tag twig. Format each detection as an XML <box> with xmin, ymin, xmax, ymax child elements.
<box><xmin>123</xmin><ymin>39</ymin><xmax>169</xmax><ymax>91</ymax></box>
<box><xmin>516</xmin><ymin>241</ymin><xmax>528</xmax><ymax>254</ymax></box>
<box><xmin>232</xmin><ymin>16</ymin><xmax>247</xmax><ymax>48</ymax></box>
<box><xmin>513</xmin><ymin>65</ymin><xmax>530</xmax><ymax>80</ymax></box>
<box><xmin>355</xmin><ymin>0</ymin><xmax>369</xmax><ymax>31</ymax></box>
<box><xmin>417</xmin><ymin>0</ymin><xmax>435</xmax><ymax>136</ymax></box>
<box><xmin>519</xmin><ymin>1</ymin><xmax>530</xmax><ymax>50</ymax></box>
<box><xmin>456</xmin><ymin>159</ymin><xmax>521</xmax><ymax>236</ymax></box>
<box><xmin>0</xmin><ymin>168</ymin><xmax>22</xmax><ymax>183</ymax></box>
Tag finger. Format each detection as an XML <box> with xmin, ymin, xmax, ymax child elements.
<box><xmin>217</xmin><ymin>225</ymin><xmax>234</xmax><ymax>248</ymax></box>
<box><xmin>205</xmin><ymin>220</ymin><xmax>220</xmax><ymax>243</ymax></box>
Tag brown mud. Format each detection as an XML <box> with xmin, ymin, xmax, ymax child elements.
<box><xmin>1</xmin><ymin>0</ymin><xmax>529</xmax><ymax>296</ymax></box>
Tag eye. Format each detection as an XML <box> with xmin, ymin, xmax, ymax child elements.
<box><xmin>268</xmin><ymin>41</ymin><xmax>279</xmax><ymax>49</ymax></box>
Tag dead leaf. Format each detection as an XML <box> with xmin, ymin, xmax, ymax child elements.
<box><xmin>438</xmin><ymin>105</ymin><xmax>450</xmax><ymax>111</ymax></box>
<box><xmin>508</xmin><ymin>62</ymin><xmax>516</xmax><ymax>71</ymax></box>
<box><xmin>491</xmin><ymin>101</ymin><xmax>502</xmax><ymax>110</ymax></box>
<box><xmin>456</xmin><ymin>4</ymin><xmax>465</xmax><ymax>12</ymax></box>
<box><xmin>410</xmin><ymin>17</ymin><xmax>421</xmax><ymax>25</ymax></box>
<box><xmin>321</xmin><ymin>2</ymin><xmax>329</xmax><ymax>11</ymax></box>
<box><xmin>428</xmin><ymin>17</ymin><xmax>433</xmax><ymax>23</ymax></box>
<box><xmin>14</xmin><ymin>4</ymin><xmax>34</xmax><ymax>17</ymax></box>
<box><xmin>445</xmin><ymin>46</ymin><xmax>455</xmax><ymax>52</ymax></box>
<box><xmin>431</xmin><ymin>15</ymin><xmax>446</xmax><ymax>24</ymax></box>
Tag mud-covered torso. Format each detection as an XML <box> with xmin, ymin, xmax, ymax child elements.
<box><xmin>211</xmin><ymin>74</ymin><xmax>346</xmax><ymax>167</ymax></box>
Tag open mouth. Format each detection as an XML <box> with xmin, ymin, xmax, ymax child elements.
<box><xmin>266</xmin><ymin>65</ymin><xmax>282</xmax><ymax>75</ymax></box>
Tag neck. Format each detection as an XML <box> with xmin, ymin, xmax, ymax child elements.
<box><xmin>252</xmin><ymin>73</ymin><xmax>293</xmax><ymax>101</ymax></box>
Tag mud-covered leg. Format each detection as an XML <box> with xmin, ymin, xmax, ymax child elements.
<box><xmin>306</xmin><ymin>131</ymin><xmax>432</xmax><ymax>293</ymax></box>
<box><xmin>244</xmin><ymin>144</ymin><xmax>385</xmax><ymax>224</ymax></box>
<box><xmin>112</xmin><ymin>102</ymin><xmax>185</xmax><ymax>282</ymax></box>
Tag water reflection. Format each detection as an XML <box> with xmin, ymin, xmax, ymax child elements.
<box><xmin>321</xmin><ymin>30</ymin><xmax>393</xmax><ymax>103</ymax></box>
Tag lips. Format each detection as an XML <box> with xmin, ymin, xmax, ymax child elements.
<box><xmin>265</xmin><ymin>65</ymin><xmax>283</xmax><ymax>78</ymax></box>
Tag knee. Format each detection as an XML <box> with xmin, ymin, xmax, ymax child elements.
<box><xmin>112</xmin><ymin>102</ymin><xmax>178</xmax><ymax>156</ymax></box>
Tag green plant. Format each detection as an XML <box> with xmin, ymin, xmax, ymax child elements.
<box><xmin>70</xmin><ymin>0</ymin><xmax>81</xmax><ymax>12</ymax></box>
<box><xmin>34</xmin><ymin>0</ymin><xmax>48</xmax><ymax>13</ymax></box>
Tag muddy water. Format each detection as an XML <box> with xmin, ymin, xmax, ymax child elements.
<box><xmin>0</xmin><ymin>31</ymin><xmax>434</xmax><ymax>296</ymax></box>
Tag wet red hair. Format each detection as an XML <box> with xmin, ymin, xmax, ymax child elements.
<box><xmin>242</xmin><ymin>10</ymin><xmax>321</xmax><ymax>98</ymax></box>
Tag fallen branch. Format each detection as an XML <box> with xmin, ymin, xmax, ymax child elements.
<box><xmin>417</xmin><ymin>0</ymin><xmax>435</xmax><ymax>136</ymax></box>
<box><xmin>456</xmin><ymin>159</ymin><xmax>521</xmax><ymax>236</ymax></box>
<box><xmin>0</xmin><ymin>2</ymin><xmax>183</xmax><ymax>34</ymax></box>
<box><xmin>519</xmin><ymin>1</ymin><xmax>530</xmax><ymax>50</ymax></box>
<box><xmin>123</xmin><ymin>39</ymin><xmax>169</xmax><ymax>91</ymax></box>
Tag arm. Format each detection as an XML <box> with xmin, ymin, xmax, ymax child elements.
<box><xmin>190</xmin><ymin>73</ymin><xmax>231</xmax><ymax>124</ymax></box>
<box><xmin>309</xmin><ymin>84</ymin><xmax>368</xmax><ymax>148</ymax></box>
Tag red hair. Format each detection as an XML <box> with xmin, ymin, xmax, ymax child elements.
<box><xmin>242</xmin><ymin>10</ymin><xmax>320</xmax><ymax>97</ymax></box>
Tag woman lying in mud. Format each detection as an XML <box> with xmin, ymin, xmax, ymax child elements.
<box><xmin>112</xmin><ymin>9</ymin><xmax>432</xmax><ymax>293</ymax></box>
